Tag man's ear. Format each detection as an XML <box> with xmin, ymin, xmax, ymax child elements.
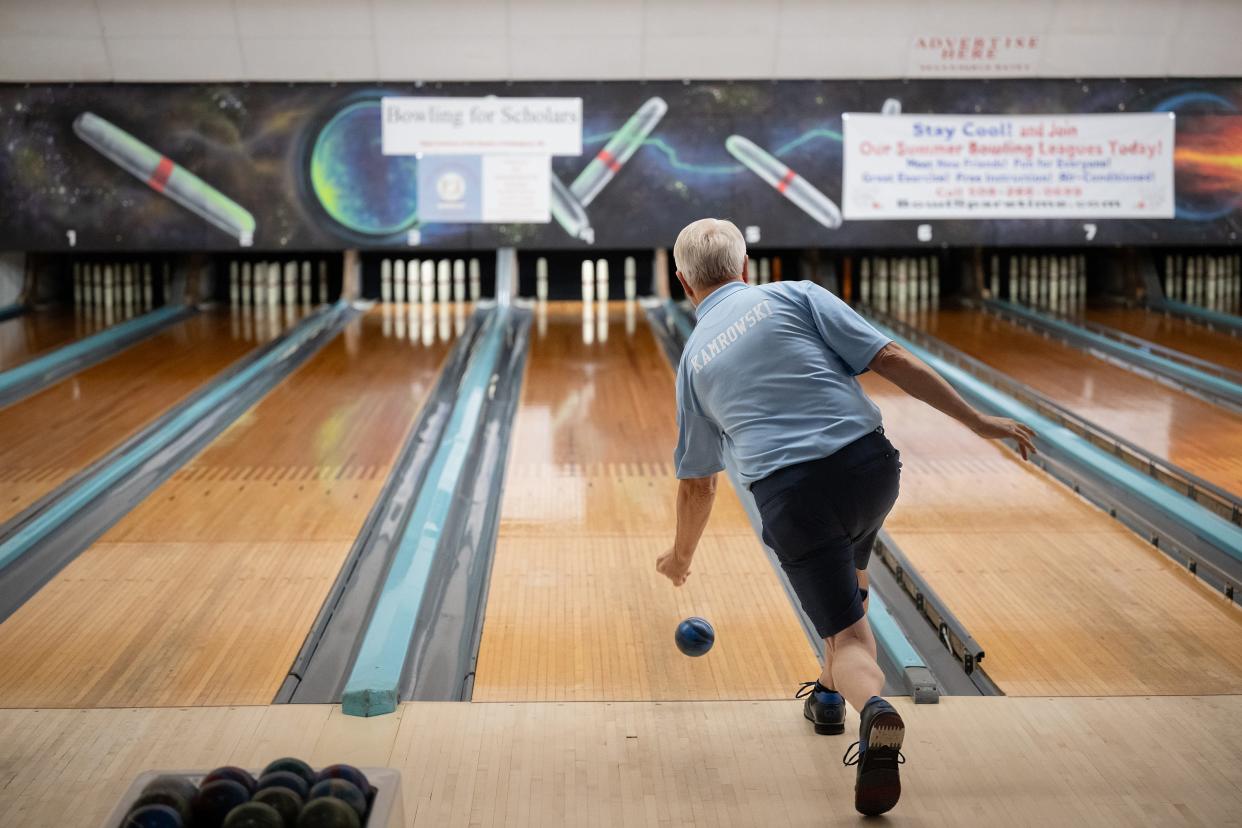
<box><xmin>675</xmin><ymin>270</ymin><xmax>695</xmax><ymax>302</ymax></box>
<box><xmin>741</xmin><ymin>256</ymin><xmax>750</xmax><ymax>284</ymax></box>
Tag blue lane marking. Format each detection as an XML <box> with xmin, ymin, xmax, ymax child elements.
<box><xmin>0</xmin><ymin>305</ymin><xmax>187</xmax><ymax>398</ymax></box>
<box><xmin>342</xmin><ymin>310</ymin><xmax>507</xmax><ymax>717</ymax></box>
<box><xmin>995</xmin><ymin>301</ymin><xmax>1242</xmax><ymax>404</ymax></box>
<box><xmin>0</xmin><ymin>303</ymin><xmax>348</xmax><ymax>571</ymax></box>
<box><xmin>664</xmin><ymin>299</ymin><xmax>928</xmax><ymax>673</ymax></box>
<box><xmin>867</xmin><ymin>589</ymin><xmax>923</xmax><ymax>671</ymax></box>
<box><xmin>1155</xmin><ymin>299</ymin><xmax>1242</xmax><ymax>337</ymax></box>
<box><xmin>872</xmin><ymin>320</ymin><xmax>1242</xmax><ymax>561</ymax></box>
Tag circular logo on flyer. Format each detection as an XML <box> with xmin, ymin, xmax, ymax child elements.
<box><xmin>436</xmin><ymin>171</ymin><xmax>467</xmax><ymax>202</ymax></box>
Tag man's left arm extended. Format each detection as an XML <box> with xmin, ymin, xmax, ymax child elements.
<box><xmin>657</xmin><ymin>475</ymin><xmax>717</xmax><ymax>586</ymax></box>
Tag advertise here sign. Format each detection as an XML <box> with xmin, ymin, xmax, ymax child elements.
<box><xmin>842</xmin><ymin>113</ymin><xmax>1175</xmax><ymax>220</ymax></box>
<box><xmin>382</xmin><ymin>97</ymin><xmax>582</xmax><ymax>157</ymax></box>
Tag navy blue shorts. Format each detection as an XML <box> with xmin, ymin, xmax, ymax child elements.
<box><xmin>751</xmin><ymin>429</ymin><xmax>901</xmax><ymax>639</ymax></box>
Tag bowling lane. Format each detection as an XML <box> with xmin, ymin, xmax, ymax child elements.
<box><xmin>860</xmin><ymin>371</ymin><xmax>1242</xmax><ymax>696</ymax></box>
<box><xmin>0</xmin><ymin>305</ymin><xmax>456</xmax><ymax>708</ymax></box>
<box><xmin>0</xmin><ymin>309</ymin><xmax>108</xmax><ymax>370</ymax></box>
<box><xmin>472</xmin><ymin>302</ymin><xmax>820</xmax><ymax>702</ymax></box>
<box><xmin>0</xmin><ymin>310</ymin><xmax>288</xmax><ymax>525</ymax></box>
<box><xmin>1085</xmin><ymin>306</ymin><xmax>1242</xmax><ymax>373</ymax></box>
<box><xmin>911</xmin><ymin>308</ymin><xmax>1242</xmax><ymax>495</ymax></box>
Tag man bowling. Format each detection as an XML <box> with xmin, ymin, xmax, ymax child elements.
<box><xmin>657</xmin><ymin>218</ymin><xmax>1036</xmax><ymax>816</ymax></box>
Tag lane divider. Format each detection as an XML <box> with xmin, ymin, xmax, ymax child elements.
<box><xmin>1150</xmin><ymin>298</ymin><xmax>1242</xmax><ymax>338</ymax></box>
<box><xmin>990</xmin><ymin>300</ymin><xmax>1242</xmax><ymax>408</ymax></box>
<box><xmin>0</xmin><ymin>305</ymin><xmax>192</xmax><ymax>407</ymax></box>
<box><xmin>0</xmin><ymin>302</ymin><xmax>350</xmax><ymax>573</ymax></box>
<box><xmin>872</xmin><ymin>319</ymin><xmax>1242</xmax><ymax>562</ymax></box>
<box><xmin>342</xmin><ymin>309</ymin><xmax>509</xmax><ymax>717</ymax></box>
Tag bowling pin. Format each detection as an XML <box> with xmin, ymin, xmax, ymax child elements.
<box><xmin>421</xmin><ymin>261</ymin><xmax>435</xmax><ymax>305</ymax></box>
<box><xmin>860</xmin><ymin>258</ymin><xmax>871</xmax><ymax>303</ymax></box>
<box><xmin>896</xmin><ymin>258</ymin><xmax>908</xmax><ymax>310</ymax></box>
<box><xmin>624</xmin><ymin>256</ymin><xmax>637</xmax><ymax>301</ymax></box>
<box><xmin>242</xmin><ymin>262</ymin><xmax>253</xmax><ymax>306</ymax></box>
<box><xmin>989</xmin><ymin>255</ymin><xmax>999</xmax><ymax>299</ymax></box>
<box><xmin>301</xmin><ymin>261</ymin><xmax>312</xmax><ymax>307</ymax></box>
<box><xmin>596</xmin><ymin>259</ymin><xmax>609</xmax><ymax>302</ymax></box>
<box><xmin>454</xmin><ymin>299</ymin><xmax>465</xmax><ymax>336</ymax></box>
<box><xmin>453</xmin><ymin>259</ymin><xmax>466</xmax><ymax>303</ymax></box>
<box><xmin>318</xmin><ymin>261</ymin><xmax>329</xmax><ymax>304</ymax></box>
<box><xmin>268</xmin><ymin>263</ymin><xmax>279</xmax><ymax>308</ymax></box>
<box><xmin>468</xmin><ymin>258</ymin><xmax>481</xmax><ymax>302</ymax></box>
<box><xmin>1049</xmin><ymin>258</ymin><xmax>1060</xmax><ymax>308</ymax></box>
<box><xmin>393</xmin><ymin>259</ymin><xmax>405</xmax><ymax>304</ymax></box>
<box><xmin>437</xmin><ymin>300</ymin><xmax>450</xmax><ymax>342</ymax></box>
<box><xmin>437</xmin><ymin>260</ymin><xmax>451</xmax><ymax>304</ymax></box>
<box><xmin>73</xmin><ymin>263</ymin><xmax>83</xmax><ymax>307</ymax></box>
<box><xmin>597</xmin><ymin>298</ymin><xmax>609</xmax><ymax>342</ymax></box>
<box><xmin>381</xmin><ymin>259</ymin><xmax>393</xmax><ymax>303</ymax></box>
<box><xmin>229</xmin><ymin>261</ymin><xmax>239</xmax><ymax>306</ymax></box>
<box><xmin>759</xmin><ymin>258</ymin><xmax>771</xmax><ymax>285</ymax></box>
<box><xmin>104</xmin><ymin>266</ymin><xmax>115</xmax><ymax>311</ymax></box>
<box><xmin>254</xmin><ymin>262</ymin><xmax>267</xmax><ymax>306</ymax></box>
<box><xmin>394</xmin><ymin>303</ymin><xmax>406</xmax><ymax>340</ymax></box>
<box><xmin>284</xmin><ymin>262</ymin><xmax>297</xmax><ymax>307</ymax></box>
<box><xmin>930</xmin><ymin>257</ymin><xmax>939</xmax><ymax>305</ymax></box>
<box><xmin>582</xmin><ymin>259</ymin><xmax>595</xmax><ymax>304</ymax></box>
<box><xmin>142</xmin><ymin>264</ymin><xmax>153</xmax><ymax>309</ymax></box>
<box><xmin>408</xmin><ymin>260</ymin><xmax>420</xmax><ymax>305</ymax></box>
<box><xmin>536</xmin><ymin>257</ymin><xmax>549</xmax><ymax>302</ymax></box>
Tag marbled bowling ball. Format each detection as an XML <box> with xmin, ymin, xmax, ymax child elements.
<box><xmin>310</xmin><ymin>99</ymin><xmax>420</xmax><ymax>236</ymax></box>
<box><xmin>675</xmin><ymin>616</ymin><xmax>715</xmax><ymax>657</ymax></box>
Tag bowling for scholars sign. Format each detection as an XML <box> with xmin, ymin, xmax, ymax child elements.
<box><xmin>842</xmin><ymin>113</ymin><xmax>1175</xmax><ymax>220</ymax></box>
<box><xmin>381</xmin><ymin>97</ymin><xmax>582</xmax><ymax>156</ymax></box>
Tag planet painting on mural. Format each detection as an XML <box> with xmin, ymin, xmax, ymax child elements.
<box><xmin>309</xmin><ymin>99</ymin><xmax>420</xmax><ymax>237</ymax></box>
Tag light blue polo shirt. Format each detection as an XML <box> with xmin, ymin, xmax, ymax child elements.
<box><xmin>674</xmin><ymin>280</ymin><xmax>891</xmax><ymax>484</ymax></box>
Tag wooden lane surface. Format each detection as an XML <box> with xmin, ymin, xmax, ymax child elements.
<box><xmin>0</xmin><ymin>309</ymin><xmax>108</xmax><ymax>370</ymax></box>
<box><xmin>0</xmin><ymin>306</ymin><xmax>454</xmax><ymax>708</ymax></box>
<box><xmin>1086</xmin><ymin>306</ymin><xmax>1242</xmax><ymax>373</ymax></box>
<box><xmin>861</xmin><ymin>371</ymin><xmax>1242</xmax><ymax>696</ymax></box>
<box><xmin>0</xmin><ymin>310</ymin><xmax>286</xmax><ymax>525</ymax></box>
<box><xmin>472</xmin><ymin>302</ymin><xmax>820</xmax><ymax>702</ymax></box>
<box><xmin>2</xmin><ymin>696</ymin><xmax>1241</xmax><ymax>827</ymax></box>
<box><xmin>909</xmin><ymin>308</ymin><xmax>1242</xmax><ymax>495</ymax></box>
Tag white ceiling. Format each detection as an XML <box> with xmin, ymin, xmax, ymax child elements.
<box><xmin>0</xmin><ymin>0</ymin><xmax>1239</xmax><ymax>82</ymax></box>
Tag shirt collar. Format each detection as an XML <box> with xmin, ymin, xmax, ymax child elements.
<box><xmin>694</xmin><ymin>281</ymin><xmax>748</xmax><ymax>320</ymax></box>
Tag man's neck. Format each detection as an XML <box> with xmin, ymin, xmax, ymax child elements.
<box><xmin>694</xmin><ymin>278</ymin><xmax>744</xmax><ymax>306</ymax></box>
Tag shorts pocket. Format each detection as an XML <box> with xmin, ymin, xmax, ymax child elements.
<box><xmin>759</xmin><ymin>488</ymin><xmax>848</xmax><ymax>562</ymax></box>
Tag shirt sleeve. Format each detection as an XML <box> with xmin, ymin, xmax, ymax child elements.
<box><xmin>672</xmin><ymin>362</ymin><xmax>725</xmax><ymax>479</ymax></box>
<box><xmin>800</xmin><ymin>281</ymin><xmax>892</xmax><ymax>375</ymax></box>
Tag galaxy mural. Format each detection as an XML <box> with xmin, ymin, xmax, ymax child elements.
<box><xmin>0</xmin><ymin>79</ymin><xmax>1239</xmax><ymax>251</ymax></box>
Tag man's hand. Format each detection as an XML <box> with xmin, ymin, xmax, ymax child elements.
<box><xmin>656</xmin><ymin>547</ymin><xmax>692</xmax><ymax>586</ymax></box>
<box><xmin>971</xmin><ymin>415</ymin><xmax>1038</xmax><ymax>460</ymax></box>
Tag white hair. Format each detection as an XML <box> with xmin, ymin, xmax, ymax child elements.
<box><xmin>673</xmin><ymin>218</ymin><xmax>746</xmax><ymax>291</ymax></box>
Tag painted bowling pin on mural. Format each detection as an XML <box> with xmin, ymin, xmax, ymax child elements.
<box><xmin>73</xmin><ymin>112</ymin><xmax>256</xmax><ymax>245</ymax></box>
<box><xmin>550</xmin><ymin>96</ymin><xmax>668</xmax><ymax>244</ymax></box>
<box><xmin>570</xmin><ymin>97</ymin><xmax>668</xmax><ymax>207</ymax></box>
<box><xmin>725</xmin><ymin>135</ymin><xmax>844</xmax><ymax>230</ymax></box>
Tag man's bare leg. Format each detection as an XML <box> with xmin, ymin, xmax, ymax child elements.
<box><xmin>824</xmin><ymin>614</ymin><xmax>885</xmax><ymax>713</ymax></box>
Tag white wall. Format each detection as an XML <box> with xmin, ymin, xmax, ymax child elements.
<box><xmin>0</xmin><ymin>0</ymin><xmax>1238</xmax><ymax>82</ymax></box>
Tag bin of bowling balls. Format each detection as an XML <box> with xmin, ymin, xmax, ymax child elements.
<box><xmin>102</xmin><ymin>759</ymin><xmax>404</xmax><ymax>828</ymax></box>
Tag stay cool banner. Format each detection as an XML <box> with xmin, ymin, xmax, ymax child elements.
<box><xmin>842</xmin><ymin>113</ymin><xmax>1175</xmax><ymax>220</ymax></box>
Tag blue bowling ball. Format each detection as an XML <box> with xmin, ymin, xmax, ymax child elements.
<box><xmin>675</xmin><ymin>617</ymin><xmax>715</xmax><ymax>657</ymax></box>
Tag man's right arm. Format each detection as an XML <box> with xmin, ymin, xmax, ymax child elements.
<box><xmin>868</xmin><ymin>342</ymin><xmax>1038</xmax><ymax>459</ymax></box>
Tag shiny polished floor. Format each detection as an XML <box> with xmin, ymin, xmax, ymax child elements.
<box><xmin>0</xmin><ymin>306</ymin><xmax>456</xmax><ymax>707</ymax></box>
<box><xmin>909</xmin><ymin>307</ymin><xmax>1242</xmax><ymax>495</ymax></box>
<box><xmin>5</xmin><ymin>695</ymin><xmax>1240</xmax><ymax>827</ymax></box>
<box><xmin>472</xmin><ymin>302</ymin><xmax>820</xmax><ymax>701</ymax></box>
<box><xmin>0</xmin><ymin>309</ymin><xmax>109</xmax><ymax>370</ymax></box>
<box><xmin>1086</xmin><ymin>306</ymin><xmax>1242</xmax><ymax>373</ymax></box>
<box><xmin>0</xmin><ymin>310</ymin><xmax>288</xmax><ymax>524</ymax></box>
